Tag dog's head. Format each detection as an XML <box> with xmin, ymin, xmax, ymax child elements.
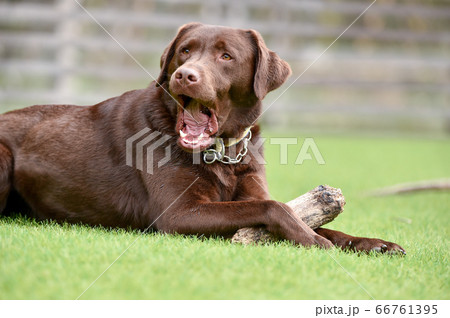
<box><xmin>157</xmin><ymin>23</ymin><xmax>291</xmax><ymax>152</ymax></box>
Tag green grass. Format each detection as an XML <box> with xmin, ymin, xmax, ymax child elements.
<box><xmin>0</xmin><ymin>134</ymin><xmax>449</xmax><ymax>299</ymax></box>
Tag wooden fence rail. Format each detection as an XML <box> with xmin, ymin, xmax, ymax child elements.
<box><xmin>0</xmin><ymin>0</ymin><xmax>449</xmax><ymax>134</ymax></box>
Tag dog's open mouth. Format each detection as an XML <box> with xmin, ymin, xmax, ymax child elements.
<box><xmin>175</xmin><ymin>95</ymin><xmax>219</xmax><ymax>152</ymax></box>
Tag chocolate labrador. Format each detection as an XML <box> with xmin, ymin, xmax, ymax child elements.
<box><xmin>0</xmin><ymin>23</ymin><xmax>405</xmax><ymax>254</ymax></box>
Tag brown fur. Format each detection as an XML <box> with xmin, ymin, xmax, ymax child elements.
<box><xmin>0</xmin><ymin>23</ymin><xmax>404</xmax><ymax>254</ymax></box>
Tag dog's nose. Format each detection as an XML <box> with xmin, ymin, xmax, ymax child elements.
<box><xmin>174</xmin><ymin>68</ymin><xmax>199</xmax><ymax>86</ymax></box>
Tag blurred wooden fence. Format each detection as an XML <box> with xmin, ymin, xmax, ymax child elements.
<box><xmin>0</xmin><ymin>0</ymin><xmax>449</xmax><ymax>134</ymax></box>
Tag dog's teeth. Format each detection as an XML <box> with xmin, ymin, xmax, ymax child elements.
<box><xmin>183</xmin><ymin>137</ymin><xmax>199</xmax><ymax>145</ymax></box>
<box><xmin>180</xmin><ymin>131</ymin><xmax>208</xmax><ymax>145</ymax></box>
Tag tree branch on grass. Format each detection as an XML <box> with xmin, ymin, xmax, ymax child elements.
<box><xmin>231</xmin><ymin>185</ymin><xmax>345</xmax><ymax>245</ymax></box>
<box><xmin>368</xmin><ymin>179</ymin><xmax>450</xmax><ymax>196</ymax></box>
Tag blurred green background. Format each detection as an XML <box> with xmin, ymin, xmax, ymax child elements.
<box><xmin>0</xmin><ymin>0</ymin><xmax>449</xmax><ymax>136</ymax></box>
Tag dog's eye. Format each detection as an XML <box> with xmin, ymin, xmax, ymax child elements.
<box><xmin>221</xmin><ymin>53</ymin><xmax>232</xmax><ymax>61</ymax></box>
<box><xmin>182</xmin><ymin>48</ymin><xmax>190</xmax><ymax>54</ymax></box>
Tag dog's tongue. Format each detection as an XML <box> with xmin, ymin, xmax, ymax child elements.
<box><xmin>183</xmin><ymin>109</ymin><xmax>209</xmax><ymax>136</ymax></box>
<box><xmin>177</xmin><ymin>100</ymin><xmax>218</xmax><ymax>151</ymax></box>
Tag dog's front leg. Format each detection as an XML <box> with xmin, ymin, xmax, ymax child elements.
<box><xmin>155</xmin><ymin>200</ymin><xmax>333</xmax><ymax>249</ymax></box>
<box><xmin>315</xmin><ymin>228</ymin><xmax>406</xmax><ymax>255</ymax></box>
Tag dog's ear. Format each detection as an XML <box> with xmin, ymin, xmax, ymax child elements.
<box><xmin>247</xmin><ymin>30</ymin><xmax>292</xmax><ymax>100</ymax></box>
<box><xmin>156</xmin><ymin>22</ymin><xmax>203</xmax><ymax>87</ymax></box>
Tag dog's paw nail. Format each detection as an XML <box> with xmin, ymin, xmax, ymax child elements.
<box><xmin>396</xmin><ymin>248</ymin><xmax>407</xmax><ymax>256</ymax></box>
<box><xmin>385</xmin><ymin>247</ymin><xmax>407</xmax><ymax>256</ymax></box>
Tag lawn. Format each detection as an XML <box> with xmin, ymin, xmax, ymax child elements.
<box><xmin>0</xmin><ymin>133</ymin><xmax>448</xmax><ymax>299</ymax></box>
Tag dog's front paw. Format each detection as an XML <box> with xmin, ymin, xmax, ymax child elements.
<box><xmin>313</xmin><ymin>234</ymin><xmax>334</xmax><ymax>249</ymax></box>
<box><xmin>347</xmin><ymin>238</ymin><xmax>406</xmax><ymax>255</ymax></box>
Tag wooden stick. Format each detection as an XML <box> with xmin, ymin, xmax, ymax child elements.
<box><xmin>231</xmin><ymin>185</ymin><xmax>346</xmax><ymax>245</ymax></box>
<box><xmin>368</xmin><ymin>179</ymin><xmax>450</xmax><ymax>196</ymax></box>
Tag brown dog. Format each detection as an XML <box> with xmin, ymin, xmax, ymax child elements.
<box><xmin>0</xmin><ymin>23</ymin><xmax>404</xmax><ymax>254</ymax></box>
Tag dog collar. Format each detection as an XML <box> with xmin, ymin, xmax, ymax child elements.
<box><xmin>203</xmin><ymin>126</ymin><xmax>253</xmax><ymax>164</ymax></box>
